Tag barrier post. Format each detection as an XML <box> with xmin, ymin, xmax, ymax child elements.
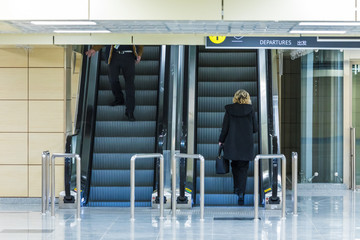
<box><xmin>254</xmin><ymin>154</ymin><xmax>286</xmax><ymax>220</ymax></box>
<box><xmin>174</xmin><ymin>153</ymin><xmax>205</xmax><ymax>221</ymax></box>
<box><xmin>130</xmin><ymin>153</ymin><xmax>164</xmax><ymax>221</ymax></box>
<box><xmin>41</xmin><ymin>151</ymin><xmax>50</xmax><ymax>214</ymax></box>
<box><xmin>292</xmin><ymin>152</ymin><xmax>298</xmax><ymax>216</ymax></box>
<box><xmin>50</xmin><ymin>153</ymin><xmax>81</xmax><ymax>220</ymax></box>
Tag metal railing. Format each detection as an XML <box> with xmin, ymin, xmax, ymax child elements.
<box><xmin>292</xmin><ymin>152</ymin><xmax>298</xmax><ymax>216</ymax></box>
<box><xmin>130</xmin><ymin>154</ymin><xmax>164</xmax><ymax>221</ymax></box>
<box><xmin>42</xmin><ymin>152</ymin><xmax>81</xmax><ymax>219</ymax></box>
<box><xmin>254</xmin><ymin>154</ymin><xmax>286</xmax><ymax>220</ymax></box>
<box><xmin>174</xmin><ymin>153</ymin><xmax>205</xmax><ymax>221</ymax></box>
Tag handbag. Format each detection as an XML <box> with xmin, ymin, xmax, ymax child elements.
<box><xmin>216</xmin><ymin>144</ymin><xmax>229</xmax><ymax>174</ymax></box>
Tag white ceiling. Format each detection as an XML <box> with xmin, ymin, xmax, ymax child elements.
<box><xmin>2</xmin><ymin>20</ymin><xmax>360</xmax><ymax>35</ymax></box>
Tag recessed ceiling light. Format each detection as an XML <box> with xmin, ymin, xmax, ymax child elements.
<box><xmin>289</xmin><ymin>30</ymin><xmax>346</xmax><ymax>34</ymax></box>
<box><xmin>299</xmin><ymin>22</ymin><xmax>360</xmax><ymax>26</ymax></box>
<box><xmin>53</xmin><ymin>30</ymin><xmax>111</xmax><ymax>33</ymax></box>
<box><xmin>31</xmin><ymin>21</ymin><xmax>97</xmax><ymax>25</ymax></box>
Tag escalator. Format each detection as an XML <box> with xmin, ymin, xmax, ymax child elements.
<box><xmin>86</xmin><ymin>46</ymin><xmax>162</xmax><ymax>207</ymax></box>
<box><xmin>195</xmin><ymin>47</ymin><xmax>260</xmax><ymax>206</ymax></box>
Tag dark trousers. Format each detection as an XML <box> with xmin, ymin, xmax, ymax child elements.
<box><xmin>108</xmin><ymin>53</ymin><xmax>135</xmax><ymax>113</ymax></box>
<box><xmin>231</xmin><ymin>160</ymin><xmax>249</xmax><ymax>194</ymax></box>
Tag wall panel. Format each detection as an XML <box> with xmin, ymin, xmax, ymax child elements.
<box><xmin>0</xmin><ymin>68</ymin><xmax>28</xmax><ymax>99</ymax></box>
<box><xmin>0</xmin><ymin>133</ymin><xmax>27</xmax><ymax>164</ymax></box>
<box><xmin>0</xmin><ymin>101</ymin><xmax>28</xmax><ymax>132</ymax></box>
<box><xmin>0</xmin><ymin>166</ymin><xmax>28</xmax><ymax>197</ymax></box>
<box><xmin>29</xmin><ymin>68</ymin><xmax>65</xmax><ymax>100</ymax></box>
<box><xmin>29</xmin><ymin>101</ymin><xmax>64</xmax><ymax>132</ymax></box>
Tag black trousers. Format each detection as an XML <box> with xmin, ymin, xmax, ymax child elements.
<box><xmin>108</xmin><ymin>52</ymin><xmax>135</xmax><ymax>113</ymax></box>
<box><xmin>231</xmin><ymin>160</ymin><xmax>249</xmax><ymax>194</ymax></box>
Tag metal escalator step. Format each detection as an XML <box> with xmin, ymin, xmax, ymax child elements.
<box><xmin>195</xmin><ymin>193</ymin><xmax>254</xmax><ymax>206</ymax></box>
<box><xmin>95</xmin><ymin>121</ymin><xmax>156</xmax><ymax>137</ymax></box>
<box><xmin>198</xmin><ymin>52</ymin><xmax>257</xmax><ymax>67</ymax></box>
<box><xmin>93</xmin><ymin>153</ymin><xmax>155</xmax><ymax>169</ymax></box>
<box><xmin>196</xmin><ymin>160</ymin><xmax>255</xmax><ymax>177</ymax></box>
<box><xmin>98</xmin><ymin>75</ymin><xmax>159</xmax><ymax>91</ymax></box>
<box><xmin>198</xmin><ymin>67</ymin><xmax>257</xmax><ymax>82</ymax></box>
<box><xmin>141</xmin><ymin>46</ymin><xmax>160</xmax><ymax>60</ymax></box>
<box><xmin>197</xmin><ymin>128</ymin><xmax>222</xmax><ymax>144</ymax></box>
<box><xmin>96</xmin><ymin>105</ymin><xmax>157</xmax><ymax>121</ymax></box>
<box><xmin>196</xmin><ymin>177</ymin><xmax>254</xmax><ymax>195</ymax></box>
<box><xmin>97</xmin><ymin>90</ymin><xmax>158</xmax><ymax>106</ymax></box>
<box><xmin>198</xmin><ymin>97</ymin><xmax>258</xmax><ymax>112</ymax></box>
<box><xmin>91</xmin><ymin>169</ymin><xmax>154</xmax><ymax>186</ymax></box>
<box><xmin>87</xmin><ymin>201</ymin><xmax>150</xmax><ymax>207</ymax></box>
<box><xmin>93</xmin><ymin>137</ymin><xmax>155</xmax><ymax>153</ymax></box>
<box><xmin>196</xmin><ymin>143</ymin><xmax>259</xmax><ymax>160</ymax></box>
<box><xmin>100</xmin><ymin>61</ymin><xmax>159</xmax><ymax>75</ymax></box>
<box><xmin>198</xmin><ymin>82</ymin><xmax>257</xmax><ymax>97</ymax></box>
<box><xmin>197</xmin><ymin>112</ymin><xmax>224</xmax><ymax>128</ymax></box>
<box><xmin>89</xmin><ymin>186</ymin><xmax>153</xmax><ymax>201</ymax></box>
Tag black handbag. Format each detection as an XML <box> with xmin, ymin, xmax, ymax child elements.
<box><xmin>216</xmin><ymin>145</ymin><xmax>229</xmax><ymax>174</ymax></box>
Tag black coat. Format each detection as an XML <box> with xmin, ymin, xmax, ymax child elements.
<box><xmin>219</xmin><ymin>103</ymin><xmax>258</xmax><ymax>161</ymax></box>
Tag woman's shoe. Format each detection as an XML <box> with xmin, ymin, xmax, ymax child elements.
<box><xmin>238</xmin><ymin>193</ymin><xmax>244</xmax><ymax>206</ymax></box>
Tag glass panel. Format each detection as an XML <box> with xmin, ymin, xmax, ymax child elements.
<box><xmin>352</xmin><ymin>64</ymin><xmax>360</xmax><ymax>185</ymax></box>
<box><xmin>300</xmin><ymin>50</ymin><xmax>343</xmax><ymax>183</ymax></box>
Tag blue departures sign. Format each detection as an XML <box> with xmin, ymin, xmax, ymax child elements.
<box><xmin>206</xmin><ymin>36</ymin><xmax>360</xmax><ymax>49</ymax></box>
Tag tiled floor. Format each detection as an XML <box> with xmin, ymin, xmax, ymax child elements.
<box><xmin>0</xmin><ymin>184</ymin><xmax>359</xmax><ymax>239</ymax></box>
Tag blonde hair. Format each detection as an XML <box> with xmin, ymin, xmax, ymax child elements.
<box><xmin>233</xmin><ymin>89</ymin><xmax>252</xmax><ymax>104</ymax></box>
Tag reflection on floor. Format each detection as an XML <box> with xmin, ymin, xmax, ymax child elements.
<box><xmin>0</xmin><ymin>184</ymin><xmax>358</xmax><ymax>239</ymax></box>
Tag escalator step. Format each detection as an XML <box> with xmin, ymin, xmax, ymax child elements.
<box><xmin>89</xmin><ymin>186</ymin><xmax>153</xmax><ymax>201</ymax></box>
<box><xmin>197</xmin><ymin>143</ymin><xmax>259</xmax><ymax>160</ymax></box>
<box><xmin>195</xmin><ymin>159</ymin><xmax>255</xmax><ymax>177</ymax></box>
<box><xmin>198</xmin><ymin>67</ymin><xmax>257</xmax><ymax>82</ymax></box>
<box><xmin>87</xmin><ymin>201</ymin><xmax>151</xmax><ymax>207</ymax></box>
<box><xmin>197</xmin><ymin>128</ymin><xmax>222</xmax><ymax>144</ymax></box>
<box><xmin>197</xmin><ymin>82</ymin><xmax>257</xmax><ymax>97</ymax></box>
<box><xmin>195</xmin><ymin>193</ymin><xmax>255</xmax><ymax>206</ymax></box>
<box><xmin>91</xmin><ymin>169</ymin><xmax>154</xmax><ymax>186</ymax></box>
<box><xmin>198</xmin><ymin>96</ymin><xmax>258</xmax><ymax>112</ymax></box>
<box><xmin>93</xmin><ymin>137</ymin><xmax>155</xmax><ymax>153</ymax></box>
<box><xmin>98</xmin><ymin>75</ymin><xmax>159</xmax><ymax>90</ymax></box>
<box><xmin>95</xmin><ymin>121</ymin><xmax>156</xmax><ymax>137</ymax></box>
<box><xmin>93</xmin><ymin>153</ymin><xmax>155</xmax><ymax>169</ymax></box>
<box><xmin>96</xmin><ymin>105</ymin><xmax>157</xmax><ymax>121</ymax></box>
<box><xmin>197</xmin><ymin>112</ymin><xmax>224</xmax><ymax>128</ymax></box>
<box><xmin>97</xmin><ymin>90</ymin><xmax>158</xmax><ymax>106</ymax></box>
<box><xmin>100</xmin><ymin>60</ymin><xmax>160</xmax><ymax>75</ymax></box>
<box><xmin>198</xmin><ymin>52</ymin><xmax>257</xmax><ymax>67</ymax></box>
<box><xmin>195</xmin><ymin>177</ymin><xmax>254</xmax><ymax>194</ymax></box>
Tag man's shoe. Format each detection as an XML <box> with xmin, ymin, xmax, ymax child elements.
<box><xmin>238</xmin><ymin>193</ymin><xmax>245</xmax><ymax>206</ymax></box>
<box><xmin>125</xmin><ymin>112</ymin><xmax>136</xmax><ymax>121</ymax></box>
<box><xmin>110</xmin><ymin>99</ymin><xmax>124</xmax><ymax>106</ymax></box>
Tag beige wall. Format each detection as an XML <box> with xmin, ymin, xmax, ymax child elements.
<box><xmin>0</xmin><ymin>46</ymin><xmax>66</xmax><ymax>197</ymax></box>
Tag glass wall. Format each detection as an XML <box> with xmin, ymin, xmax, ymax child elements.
<box><xmin>300</xmin><ymin>50</ymin><xmax>343</xmax><ymax>183</ymax></box>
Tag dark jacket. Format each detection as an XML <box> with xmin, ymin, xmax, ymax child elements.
<box><xmin>219</xmin><ymin>103</ymin><xmax>258</xmax><ymax>161</ymax></box>
<box><xmin>92</xmin><ymin>45</ymin><xmax>144</xmax><ymax>64</ymax></box>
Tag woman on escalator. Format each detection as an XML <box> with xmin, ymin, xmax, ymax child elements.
<box><xmin>218</xmin><ymin>89</ymin><xmax>258</xmax><ymax>206</ymax></box>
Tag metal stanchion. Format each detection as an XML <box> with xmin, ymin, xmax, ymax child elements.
<box><xmin>292</xmin><ymin>152</ymin><xmax>298</xmax><ymax>216</ymax></box>
<box><xmin>174</xmin><ymin>153</ymin><xmax>205</xmax><ymax>221</ymax></box>
<box><xmin>41</xmin><ymin>151</ymin><xmax>50</xmax><ymax>214</ymax></box>
<box><xmin>351</xmin><ymin>127</ymin><xmax>356</xmax><ymax>191</ymax></box>
<box><xmin>254</xmin><ymin>154</ymin><xmax>286</xmax><ymax>221</ymax></box>
<box><xmin>130</xmin><ymin>153</ymin><xmax>164</xmax><ymax>221</ymax></box>
<box><xmin>51</xmin><ymin>153</ymin><xmax>81</xmax><ymax>220</ymax></box>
